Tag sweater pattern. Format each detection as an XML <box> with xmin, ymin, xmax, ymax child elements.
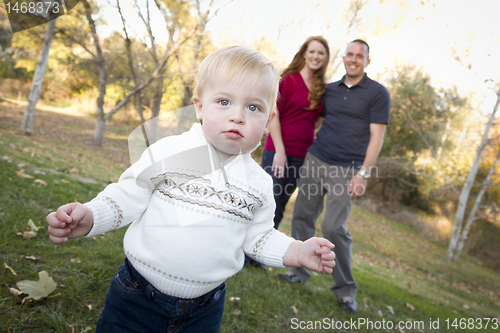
<box><xmin>151</xmin><ymin>171</ymin><xmax>262</xmax><ymax>221</ymax></box>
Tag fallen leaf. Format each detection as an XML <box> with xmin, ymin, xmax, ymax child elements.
<box><xmin>462</xmin><ymin>303</ymin><xmax>470</xmax><ymax>309</ymax></box>
<box><xmin>27</xmin><ymin>219</ymin><xmax>41</xmax><ymax>232</ymax></box>
<box><xmin>291</xmin><ymin>306</ymin><xmax>298</xmax><ymax>314</ymax></box>
<box><xmin>69</xmin><ymin>168</ymin><xmax>79</xmax><ymax>175</ymax></box>
<box><xmin>33</xmin><ymin>179</ymin><xmax>48</xmax><ymax>186</ymax></box>
<box><xmin>21</xmin><ymin>147</ymin><xmax>30</xmax><ymax>153</ymax></box>
<box><xmin>61</xmin><ymin>179</ymin><xmax>70</xmax><ymax>184</ymax></box>
<box><xmin>229</xmin><ymin>297</ymin><xmax>240</xmax><ymax>302</ymax></box>
<box><xmin>233</xmin><ymin>309</ymin><xmax>241</xmax><ymax>316</ymax></box>
<box><xmin>387</xmin><ymin>305</ymin><xmax>394</xmax><ymax>315</ymax></box>
<box><xmin>16</xmin><ymin>171</ymin><xmax>33</xmax><ymax>179</ymax></box>
<box><xmin>25</xmin><ymin>255</ymin><xmax>37</xmax><ymax>261</ymax></box>
<box><xmin>16</xmin><ymin>271</ymin><xmax>57</xmax><ymax>303</ymax></box>
<box><xmin>10</xmin><ymin>287</ymin><xmax>22</xmax><ymax>296</ymax></box>
<box><xmin>22</xmin><ymin>231</ymin><xmax>37</xmax><ymax>239</ymax></box>
<box><xmin>378</xmin><ymin>310</ymin><xmax>383</xmax><ymax>316</ymax></box>
<box><xmin>405</xmin><ymin>302</ymin><xmax>415</xmax><ymax>311</ymax></box>
<box><xmin>4</xmin><ymin>263</ymin><xmax>17</xmax><ymax>275</ymax></box>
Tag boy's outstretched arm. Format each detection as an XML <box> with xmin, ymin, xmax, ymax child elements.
<box><xmin>282</xmin><ymin>237</ymin><xmax>336</xmax><ymax>274</ymax></box>
<box><xmin>46</xmin><ymin>203</ymin><xmax>94</xmax><ymax>244</ymax></box>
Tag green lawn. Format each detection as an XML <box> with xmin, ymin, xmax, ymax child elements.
<box><xmin>1</xmin><ymin>107</ymin><xmax>499</xmax><ymax>332</ymax></box>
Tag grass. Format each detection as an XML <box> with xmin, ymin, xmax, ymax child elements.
<box><xmin>1</xmin><ymin>99</ymin><xmax>500</xmax><ymax>332</ymax></box>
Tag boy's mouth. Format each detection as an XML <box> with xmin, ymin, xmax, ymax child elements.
<box><xmin>224</xmin><ymin>129</ymin><xmax>243</xmax><ymax>139</ymax></box>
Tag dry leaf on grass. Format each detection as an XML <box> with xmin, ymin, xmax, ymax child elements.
<box><xmin>33</xmin><ymin>179</ymin><xmax>48</xmax><ymax>186</ymax></box>
<box><xmin>61</xmin><ymin>179</ymin><xmax>70</xmax><ymax>184</ymax></box>
<box><xmin>387</xmin><ymin>305</ymin><xmax>395</xmax><ymax>315</ymax></box>
<box><xmin>405</xmin><ymin>302</ymin><xmax>416</xmax><ymax>311</ymax></box>
<box><xmin>28</xmin><ymin>219</ymin><xmax>41</xmax><ymax>231</ymax></box>
<box><xmin>22</xmin><ymin>231</ymin><xmax>37</xmax><ymax>239</ymax></box>
<box><xmin>4</xmin><ymin>263</ymin><xmax>17</xmax><ymax>275</ymax></box>
<box><xmin>291</xmin><ymin>306</ymin><xmax>299</xmax><ymax>314</ymax></box>
<box><xmin>14</xmin><ymin>220</ymin><xmax>42</xmax><ymax>239</ymax></box>
<box><xmin>12</xmin><ymin>270</ymin><xmax>57</xmax><ymax>303</ymax></box>
<box><xmin>16</xmin><ymin>171</ymin><xmax>33</xmax><ymax>179</ymax></box>
<box><xmin>25</xmin><ymin>255</ymin><xmax>37</xmax><ymax>261</ymax></box>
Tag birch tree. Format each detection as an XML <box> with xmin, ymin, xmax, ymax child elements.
<box><xmin>447</xmin><ymin>88</ymin><xmax>500</xmax><ymax>261</ymax></box>
<box><xmin>21</xmin><ymin>0</ymin><xmax>60</xmax><ymax>135</ymax></box>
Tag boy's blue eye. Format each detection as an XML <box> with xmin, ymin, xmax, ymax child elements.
<box><xmin>219</xmin><ymin>100</ymin><xmax>229</xmax><ymax>106</ymax></box>
<box><xmin>248</xmin><ymin>105</ymin><xmax>259</xmax><ymax>112</ymax></box>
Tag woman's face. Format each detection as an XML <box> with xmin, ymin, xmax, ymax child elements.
<box><xmin>303</xmin><ymin>40</ymin><xmax>328</xmax><ymax>72</ymax></box>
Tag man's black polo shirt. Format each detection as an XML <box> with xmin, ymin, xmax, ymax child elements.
<box><xmin>308</xmin><ymin>74</ymin><xmax>391</xmax><ymax>168</ymax></box>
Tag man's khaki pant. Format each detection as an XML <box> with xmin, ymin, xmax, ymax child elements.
<box><xmin>287</xmin><ymin>152</ymin><xmax>358</xmax><ymax>301</ymax></box>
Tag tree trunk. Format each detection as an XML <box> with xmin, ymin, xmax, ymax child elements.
<box><xmin>21</xmin><ymin>18</ymin><xmax>57</xmax><ymax>135</ymax></box>
<box><xmin>446</xmin><ymin>90</ymin><xmax>500</xmax><ymax>262</ymax></box>
<box><xmin>176</xmin><ymin>1</ymin><xmax>212</xmax><ymax>133</ymax></box>
<box><xmin>149</xmin><ymin>79</ymin><xmax>164</xmax><ymax>144</ymax></box>
<box><xmin>451</xmin><ymin>147</ymin><xmax>500</xmax><ymax>261</ymax></box>
<box><xmin>93</xmin><ymin>117</ymin><xmax>106</xmax><ymax>147</ymax></box>
<box><xmin>82</xmin><ymin>0</ymin><xmax>107</xmax><ymax>146</ymax></box>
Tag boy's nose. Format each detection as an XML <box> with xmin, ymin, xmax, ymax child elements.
<box><xmin>230</xmin><ymin>107</ymin><xmax>245</xmax><ymax>124</ymax></box>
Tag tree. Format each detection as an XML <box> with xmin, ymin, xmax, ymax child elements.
<box><xmin>175</xmin><ymin>0</ymin><xmax>220</xmax><ymax>133</ymax></box>
<box><xmin>447</xmin><ymin>87</ymin><xmax>500</xmax><ymax>261</ymax></box>
<box><xmin>378</xmin><ymin>65</ymin><xmax>470</xmax><ymax>210</ymax></box>
<box><xmin>78</xmin><ymin>0</ymin><xmax>197</xmax><ymax>145</ymax></box>
<box><xmin>21</xmin><ymin>1</ymin><xmax>60</xmax><ymax>135</ymax></box>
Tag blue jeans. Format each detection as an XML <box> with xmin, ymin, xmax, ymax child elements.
<box><xmin>96</xmin><ymin>258</ymin><xmax>226</xmax><ymax>333</ymax></box>
<box><xmin>261</xmin><ymin>149</ymin><xmax>305</xmax><ymax>229</ymax></box>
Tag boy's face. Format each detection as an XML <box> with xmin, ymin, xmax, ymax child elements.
<box><xmin>193</xmin><ymin>70</ymin><xmax>276</xmax><ymax>161</ymax></box>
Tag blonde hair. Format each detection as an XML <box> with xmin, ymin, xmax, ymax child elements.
<box><xmin>193</xmin><ymin>46</ymin><xmax>280</xmax><ymax>113</ymax></box>
<box><xmin>281</xmin><ymin>36</ymin><xmax>330</xmax><ymax>110</ymax></box>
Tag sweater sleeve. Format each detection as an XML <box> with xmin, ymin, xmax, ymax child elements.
<box><xmin>242</xmin><ymin>183</ymin><xmax>295</xmax><ymax>267</ymax></box>
<box><xmin>82</xmin><ymin>136</ymin><xmax>171</xmax><ymax>237</ymax></box>
<box><xmin>83</xmin><ymin>165</ymin><xmax>153</xmax><ymax>237</ymax></box>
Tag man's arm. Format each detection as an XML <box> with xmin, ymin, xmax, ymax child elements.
<box><xmin>349</xmin><ymin>123</ymin><xmax>386</xmax><ymax>199</ymax></box>
<box><xmin>315</xmin><ymin>116</ymin><xmax>325</xmax><ymax>129</ymax></box>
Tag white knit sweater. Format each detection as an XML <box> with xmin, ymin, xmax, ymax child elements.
<box><xmin>84</xmin><ymin>123</ymin><xmax>294</xmax><ymax>298</ymax></box>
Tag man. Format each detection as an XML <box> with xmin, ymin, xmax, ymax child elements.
<box><xmin>279</xmin><ymin>39</ymin><xmax>391</xmax><ymax>313</ymax></box>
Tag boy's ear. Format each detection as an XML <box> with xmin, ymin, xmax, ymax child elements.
<box><xmin>193</xmin><ymin>95</ymin><xmax>202</xmax><ymax>120</ymax></box>
<box><xmin>265</xmin><ymin>110</ymin><xmax>276</xmax><ymax>129</ymax></box>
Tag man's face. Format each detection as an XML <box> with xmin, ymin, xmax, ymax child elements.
<box><xmin>343</xmin><ymin>42</ymin><xmax>370</xmax><ymax>80</ymax></box>
<box><xmin>193</xmin><ymin>70</ymin><xmax>275</xmax><ymax>161</ymax></box>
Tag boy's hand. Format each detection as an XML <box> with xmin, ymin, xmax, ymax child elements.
<box><xmin>46</xmin><ymin>203</ymin><xmax>93</xmax><ymax>244</ymax></box>
<box><xmin>283</xmin><ymin>238</ymin><xmax>336</xmax><ymax>274</ymax></box>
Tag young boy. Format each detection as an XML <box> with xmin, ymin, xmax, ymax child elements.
<box><xmin>46</xmin><ymin>46</ymin><xmax>336</xmax><ymax>333</ymax></box>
